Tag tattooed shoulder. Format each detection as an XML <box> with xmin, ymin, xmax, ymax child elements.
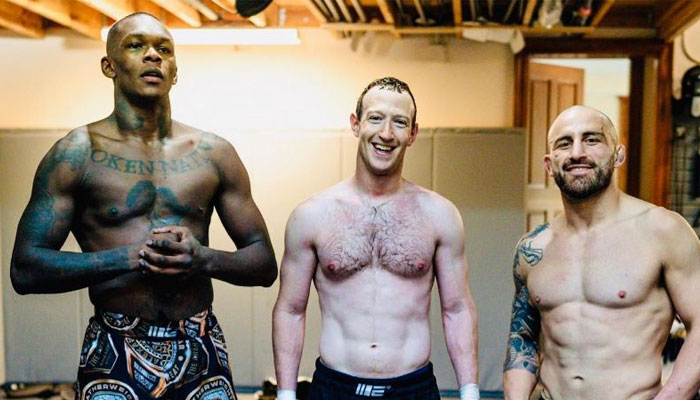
<box><xmin>514</xmin><ymin>223</ymin><xmax>550</xmax><ymax>270</ymax></box>
<box><xmin>36</xmin><ymin>129</ymin><xmax>90</xmax><ymax>187</ymax></box>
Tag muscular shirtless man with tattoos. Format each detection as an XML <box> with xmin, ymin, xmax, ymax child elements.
<box><xmin>503</xmin><ymin>106</ymin><xmax>700</xmax><ymax>400</ymax></box>
<box><xmin>272</xmin><ymin>77</ymin><xmax>480</xmax><ymax>400</ymax></box>
<box><xmin>10</xmin><ymin>13</ymin><xmax>276</xmax><ymax>400</ymax></box>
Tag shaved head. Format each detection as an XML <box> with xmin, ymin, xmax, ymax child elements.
<box><xmin>105</xmin><ymin>12</ymin><xmax>170</xmax><ymax>58</ymax></box>
<box><xmin>547</xmin><ymin>105</ymin><xmax>618</xmax><ymax>150</ymax></box>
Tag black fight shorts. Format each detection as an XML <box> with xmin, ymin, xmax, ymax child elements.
<box><xmin>308</xmin><ymin>358</ymin><xmax>440</xmax><ymax>400</ymax></box>
<box><xmin>76</xmin><ymin>308</ymin><xmax>237</xmax><ymax>400</ymax></box>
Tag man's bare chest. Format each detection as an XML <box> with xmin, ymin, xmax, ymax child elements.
<box><xmin>527</xmin><ymin>233</ymin><xmax>663</xmax><ymax>310</ymax></box>
<box><xmin>78</xmin><ymin>143</ymin><xmax>219</xmax><ymax>227</ymax></box>
<box><xmin>316</xmin><ymin>200</ymin><xmax>435</xmax><ymax>280</ymax></box>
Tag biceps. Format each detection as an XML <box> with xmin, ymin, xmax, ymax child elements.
<box><xmin>215</xmin><ymin>189</ymin><xmax>268</xmax><ymax>245</ymax></box>
<box><xmin>278</xmin><ymin>248</ymin><xmax>317</xmax><ymax>311</ymax></box>
<box><xmin>666</xmin><ymin>265</ymin><xmax>700</xmax><ymax>324</ymax></box>
<box><xmin>17</xmin><ymin>188</ymin><xmax>75</xmax><ymax>248</ymax></box>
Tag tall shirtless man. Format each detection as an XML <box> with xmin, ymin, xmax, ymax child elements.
<box><xmin>10</xmin><ymin>13</ymin><xmax>277</xmax><ymax>400</ymax></box>
<box><xmin>272</xmin><ymin>77</ymin><xmax>479</xmax><ymax>400</ymax></box>
<box><xmin>503</xmin><ymin>105</ymin><xmax>700</xmax><ymax>400</ymax></box>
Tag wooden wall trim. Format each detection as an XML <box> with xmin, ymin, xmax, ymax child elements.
<box><xmin>653</xmin><ymin>43</ymin><xmax>673</xmax><ymax>207</ymax></box>
<box><xmin>523</xmin><ymin>39</ymin><xmax>665</xmax><ymax>57</ymax></box>
<box><xmin>627</xmin><ymin>57</ymin><xmax>645</xmax><ymax>198</ymax></box>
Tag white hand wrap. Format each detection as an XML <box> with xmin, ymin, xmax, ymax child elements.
<box><xmin>459</xmin><ymin>383</ymin><xmax>480</xmax><ymax>400</ymax></box>
<box><xmin>276</xmin><ymin>389</ymin><xmax>297</xmax><ymax>400</ymax></box>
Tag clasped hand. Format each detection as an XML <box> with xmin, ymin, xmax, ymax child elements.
<box><xmin>137</xmin><ymin>226</ymin><xmax>203</xmax><ymax>277</ymax></box>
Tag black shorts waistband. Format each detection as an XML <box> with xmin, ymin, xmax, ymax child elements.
<box><xmin>94</xmin><ymin>306</ymin><xmax>217</xmax><ymax>339</ymax></box>
<box><xmin>312</xmin><ymin>358</ymin><xmax>436</xmax><ymax>396</ymax></box>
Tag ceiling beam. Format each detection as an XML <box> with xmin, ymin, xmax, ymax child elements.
<box><xmin>5</xmin><ymin>0</ymin><xmax>102</xmax><ymax>38</ymax></box>
<box><xmin>452</xmin><ymin>0</ymin><xmax>461</xmax><ymax>38</ymax></box>
<box><xmin>522</xmin><ymin>0</ymin><xmax>537</xmax><ymax>26</ymax></box>
<box><xmin>657</xmin><ymin>0</ymin><xmax>700</xmax><ymax>41</ymax></box>
<box><xmin>375</xmin><ymin>0</ymin><xmax>394</xmax><ymax>24</ymax></box>
<box><xmin>335</xmin><ymin>0</ymin><xmax>353</xmax><ymax>22</ymax></box>
<box><xmin>74</xmin><ymin>0</ymin><xmax>135</xmax><ymax>20</ymax></box>
<box><xmin>147</xmin><ymin>0</ymin><xmax>201</xmax><ymax>27</ymax></box>
<box><xmin>300</xmin><ymin>0</ymin><xmax>329</xmax><ymax>23</ymax></box>
<box><xmin>349</xmin><ymin>0</ymin><xmax>365</xmax><ymax>23</ymax></box>
<box><xmin>590</xmin><ymin>0</ymin><xmax>614</xmax><ymax>27</ymax></box>
<box><xmin>0</xmin><ymin>0</ymin><xmax>44</xmax><ymax>38</ymax></box>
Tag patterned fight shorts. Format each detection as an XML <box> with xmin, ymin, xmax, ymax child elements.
<box><xmin>76</xmin><ymin>308</ymin><xmax>237</xmax><ymax>400</ymax></box>
<box><xmin>308</xmin><ymin>358</ymin><xmax>440</xmax><ymax>400</ymax></box>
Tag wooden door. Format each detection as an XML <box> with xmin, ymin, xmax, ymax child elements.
<box><xmin>524</xmin><ymin>62</ymin><xmax>584</xmax><ymax>230</ymax></box>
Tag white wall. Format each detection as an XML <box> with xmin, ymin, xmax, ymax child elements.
<box><xmin>0</xmin><ymin>29</ymin><xmax>514</xmax><ymax>131</ymax></box>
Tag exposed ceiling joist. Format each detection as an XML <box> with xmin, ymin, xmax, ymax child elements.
<box><xmin>657</xmin><ymin>0</ymin><xmax>700</xmax><ymax>41</ymax></box>
<box><xmin>300</xmin><ymin>0</ymin><xmax>329</xmax><ymax>23</ymax></box>
<box><xmin>452</xmin><ymin>0</ymin><xmax>461</xmax><ymax>38</ymax></box>
<box><xmin>335</xmin><ymin>0</ymin><xmax>353</xmax><ymax>22</ymax></box>
<box><xmin>148</xmin><ymin>0</ymin><xmax>202</xmax><ymax>27</ymax></box>
<box><xmin>349</xmin><ymin>0</ymin><xmax>365</xmax><ymax>23</ymax></box>
<box><xmin>74</xmin><ymin>0</ymin><xmax>134</xmax><ymax>20</ymax></box>
<box><xmin>0</xmin><ymin>0</ymin><xmax>44</xmax><ymax>38</ymax></box>
<box><xmin>375</xmin><ymin>0</ymin><xmax>394</xmax><ymax>24</ymax></box>
<box><xmin>5</xmin><ymin>0</ymin><xmax>102</xmax><ymax>38</ymax></box>
<box><xmin>590</xmin><ymin>0</ymin><xmax>614</xmax><ymax>27</ymax></box>
<box><xmin>522</xmin><ymin>0</ymin><xmax>537</xmax><ymax>26</ymax></box>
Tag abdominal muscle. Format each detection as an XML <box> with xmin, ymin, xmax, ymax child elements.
<box><xmin>316</xmin><ymin>267</ymin><xmax>433</xmax><ymax>378</ymax></box>
<box><xmin>538</xmin><ymin>301</ymin><xmax>672</xmax><ymax>400</ymax></box>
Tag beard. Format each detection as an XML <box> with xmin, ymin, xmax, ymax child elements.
<box><xmin>553</xmin><ymin>155</ymin><xmax>614</xmax><ymax>200</ymax></box>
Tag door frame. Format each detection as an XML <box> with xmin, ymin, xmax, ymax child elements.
<box><xmin>514</xmin><ymin>39</ymin><xmax>673</xmax><ymax>206</ymax></box>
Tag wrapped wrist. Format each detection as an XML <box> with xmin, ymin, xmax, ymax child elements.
<box><xmin>459</xmin><ymin>383</ymin><xmax>480</xmax><ymax>400</ymax></box>
<box><xmin>276</xmin><ymin>389</ymin><xmax>296</xmax><ymax>400</ymax></box>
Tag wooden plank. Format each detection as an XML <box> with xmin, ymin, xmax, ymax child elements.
<box><xmin>452</xmin><ymin>0</ymin><xmax>461</xmax><ymax>38</ymax></box>
<box><xmin>148</xmin><ymin>0</ymin><xmax>201</xmax><ymax>27</ymax></box>
<box><xmin>655</xmin><ymin>0</ymin><xmax>687</xmax><ymax>29</ymax></box>
<box><xmin>335</xmin><ymin>0</ymin><xmax>352</xmax><ymax>22</ymax></box>
<box><xmin>323</xmin><ymin>22</ymin><xmax>391</xmax><ymax>31</ymax></box>
<box><xmin>321</xmin><ymin>0</ymin><xmax>340</xmax><ymax>21</ymax></box>
<box><xmin>523</xmin><ymin>38</ymin><xmax>665</xmax><ymax>56</ymax></box>
<box><xmin>657</xmin><ymin>0</ymin><xmax>700</xmax><ymax>41</ymax></box>
<box><xmin>0</xmin><ymin>0</ymin><xmax>44</xmax><ymax>38</ymax></box>
<box><xmin>625</xmin><ymin>56</ymin><xmax>644</xmax><ymax>197</ymax></box>
<box><xmin>590</xmin><ymin>0</ymin><xmax>614</xmax><ymax>27</ymax></box>
<box><xmin>300</xmin><ymin>0</ymin><xmax>329</xmax><ymax>22</ymax></box>
<box><xmin>653</xmin><ymin>43</ymin><xmax>672</xmax><ymax>206</ymax></box>
<box><xmin>74</xmin><ymin>0</ymin><xmax>134</xmax><ymax>20</ymax></box>
<box><xmin>375</xmin><ymin>0</ymin><xmax>393</xmax><ymax>24</ymax></box>
<box><xmin>5</xmin><ymin>0</ymin><xmax>102</xmax><ymax>38</ymax></box>
<box><xmin>349</xmin><ymin>0</ymin><xmax>366</xmax><ymax>22</ymax></box>
<box><xmin>522</xmin><ymin>0</ymin><xmax>537</xmax><ymax>26</ymax></box>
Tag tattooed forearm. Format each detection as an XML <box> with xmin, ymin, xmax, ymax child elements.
<box><xmin>504</xmin><ymin>276</ymin><xmax>541</xmax><ymax>373</ymax></box>
<box><xmin>504</xmin><ymin>224</ymin><xmax>548</xmax><ymax>373</ymax></box>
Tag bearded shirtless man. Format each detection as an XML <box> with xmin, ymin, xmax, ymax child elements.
<box><xmin>272</xmin><ymin>77</ymin><xmax>479</xmax><ymax>400</ymax></box>
<box><xmin>10</xmin><ymin>13</ymin><xmax>277</xmax><ymax>400</ymax></box>
<box><xmin>503</xmin><ymin>105</ymin><xmax>700</xmax><ymax>400</ymax></box>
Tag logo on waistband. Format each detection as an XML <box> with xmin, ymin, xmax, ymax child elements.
<box><xmin>355</xmin><ymin>384</ymin><xmax>390</xmax><ymax>397</ymax></box>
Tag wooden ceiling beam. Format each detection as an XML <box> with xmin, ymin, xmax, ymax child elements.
<box><xmin>452</xmin><ymin>0</ymin><xmax>461</xmax><ymax>38</ymax></box>
<box><xmin>0</xmin><ymin>0</ymin><xmax>44</xmax><ymax>38</ymax></box>
<box><xmin>5</xmin><ymin>0</ymin><xmax>102</xmax><ymax>38</ymax></box>
<box><xmin>522</xmin><ymin>0</ymin><xmax>537</xmax><ymax>26</ymax></box>
<box><xmin>590</xmin><ymin>0</ymin><xmax>614</xmax><ymax>27</ymax></box>
<box><xmin>74</xmin><ymin>0</ymin><xmax>135</xmax><ymax>20</ymax></box>
<box><xmin>349</xmin><ymin>0</ymin><xmax>366</xmax><ymax>23</ymax></box>
<box><xmin>300</xmin><ymin>0</ymin><xmax>329</xmax><ymax>23</ymax></box>
<box><xmin>657</xmin><ymin>0</ymin><xmax>700</xmax><ymax>41</ymax></box>
<box><xmin>147</xmin><ymin>0</ymin><xmax>201</xmax><ymax>27</ymax></box>
<box><xmin>375</xmin><ymin>0</ymin><xmax>394</xmax><ymax>24</ymax></box>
